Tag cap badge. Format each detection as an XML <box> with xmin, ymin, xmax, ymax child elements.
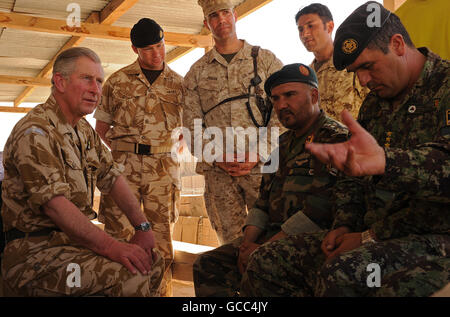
<box><xmin>342</xmin><ymin>39</ymin><xmax>358</xmax><ymax>54</ymax></box>
<box><xmin>299</xmin><ymin>65</ymin><xmax>310</xmax><ymax>76</ymax></box>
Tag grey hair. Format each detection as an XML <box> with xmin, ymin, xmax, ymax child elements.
<box><xmin>51</xmin><ymin>47</ymin><xmax>101</xmax><ymax>85</ymax></box>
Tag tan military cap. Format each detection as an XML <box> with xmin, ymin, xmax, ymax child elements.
<box><xmin>198</xmin><ymin>0</ymin><xmax>234</xmax><ymax>17</ymax></box>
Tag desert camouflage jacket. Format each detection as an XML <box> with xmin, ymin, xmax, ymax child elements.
<box><xmin>183</xmin><ymin>40</ymin><xmax>285</xmax><ymax>173</ymax></box>
<box><xmin>2</xmin><ymin>95</ymin><xmax>123</xmax><ymax>232</ymax></box>
<box><xmin>94</xmin><ymin>60</ymin><xmax>183</xmax><ymax>147</ymax></box>
<box><xmin>311</xmin><ymin>56</ymin><xmax>369</xmax><ymax>120</ymax></box>
<box><xmin>332</xmin><ymin>48</ymin><xmax>450</xmax><ymax>240</ymax></box>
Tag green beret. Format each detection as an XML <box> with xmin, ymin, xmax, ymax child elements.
<box><xmin>264</xmin><ymin>63</ymin><xmax>318</xmax><ymax>96</ymax></box>
<box><xmin>130</xmin><ymin>18</ymin><xmax>164</xmax><ymax>48</ymax></box>
<box><xmin>333</xmin><ymin>1</ymin><xmax>391</xmax><ymax>70</ymax></box>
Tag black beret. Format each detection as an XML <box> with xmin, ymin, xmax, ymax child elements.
<box><xmin>264</xmin><ymin>63</ymin><xmax>318</xmax><ymax>96</ymax></box>
<box><xmin>333</xmin><ymin>1</ymin><xmax>391</xmax><ymax>70</ymax></box>
<box><xmin>130</xmin><ymin>18</ymin><xmax>164</xmax><ymax>48</ymax></box>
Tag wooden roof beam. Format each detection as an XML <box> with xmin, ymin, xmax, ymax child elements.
<box><xmin>13</xmin><ymin>0</ymin><xmax>138</xmax><ymax>107</ymax></box>
<box><xmin>0</xmin><ymin>75</ymin><xmax>51</xmax><ymax>87</ymax></box>
<box><xmin>0</xmin><ymin>11</ymin><xmax>213</xmax><ymax>47</ymax></box>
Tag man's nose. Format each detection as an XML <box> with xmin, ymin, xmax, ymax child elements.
<box><xmin>356</xmin><ymin>70</ymin><xmax>371</xmax><ymax>87</ymax></box>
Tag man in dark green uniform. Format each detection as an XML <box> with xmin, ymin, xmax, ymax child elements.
<box><xmin>193</xmin><ymin>63</ymin><xmax>349</xmax><ymax>296</ymax></box>
<box><xmin>240</xmin><ymin>1</ymin><xmax>449</xmax><ymax>297</ymax></box>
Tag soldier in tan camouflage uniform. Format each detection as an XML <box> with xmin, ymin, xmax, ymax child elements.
<box><xmin>94</xmin><ymin>19</ymin><xmax>183</xmax><ymax>296</ymax></box>
<box><xmin>1</xmin><ymin>47</ymin><xmax>164</xmax><ymax>296</ymax></box>
<box><xmin>183</xmin><ymin>0</ymin><xmax>285</xmax><ymax>245</ymax></box>
<box><xmin>193</xmin><ymin>63</ymin><xmax>349</xmax><ymax>296</ymax></box>
<box><xmin>296</xmin><ymin>3</ymin><xmax>369</xmax><ymax>120</ymax></box>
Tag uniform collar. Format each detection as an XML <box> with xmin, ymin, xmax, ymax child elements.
<box><xmin>311</xmin><ymin>55</ymin><xmax>335</xmax><ymax>72</ymax></box>
<box><xmin>44</xmin><ymin>94</ymin><xmax>82</xmax><ymax>138</ymax></box>
<box><xmin>122</xmin><ymin>59</ymin><xmax>169</xmax><ymax>87</ymax></box>
<box><xmin>207</xmin><ymin>40</ymin><xmax>252</xmax><ymax>64</ymax></box>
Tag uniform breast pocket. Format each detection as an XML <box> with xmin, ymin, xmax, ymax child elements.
<box><xmin>85</xmin><ymin>150</ymin><xmax>101</xmax><ymax>207</ymax></box>
<box><xmin>197</xmin><ymin>81</ymin><xmax>221</xmax><ymax>115</ymax></box>
<box><xmin>159</xmin><ymin>95</ymin><xmax>182</xmax><ymax>131</ymax></box>
<box><xmin>111</xmin><ymin>88</ymin><xmax>143</xmax><ymax>126</ymax></box>
<box><xmin>282</xmin><ymin>166</ymin><xmax>334</xmax><ymax>193</ymax></box>
<box><xmin>404</xmin><ymin>105</ymin><xmax>439</xmax><ymax>144</ymax></box>
<box><xmin>61</xmin><ymin>147</ymin><xmax>84</xmax><ymax>194</ymax></box>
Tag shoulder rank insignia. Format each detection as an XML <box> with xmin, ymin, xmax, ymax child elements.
<box><xmin>24</xmin><ymin>126</ymin><xmax>45</xmax><ymax>136</ymax></box>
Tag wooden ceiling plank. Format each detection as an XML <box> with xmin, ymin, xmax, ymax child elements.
<box><xmin>0</xmin><ymin>106</ymin><xmax>34</xmax><ymax>113</ymax></box>
<box><xmin>100</xmin><ymin>0</ymin><xmax>139</xmax><ymax>25</ymax></box>
<box><xmin>12</xmin><ymin>0</ymin><xmax>137</xmax><ymax>107</ymax></box>
<box><xmin>0</xmin><ymin>75</ymin><xmax>51</xmax><ymax>87</ymax></box>
<box><xmin>0</xmin><ymin>11</ymin><xmax>213</xmax><ymax>47</ymax></box>
<box><xmin>7</xmin><ymin>0</ymin><xmax>273</xmax><ymax>110</ymax></box>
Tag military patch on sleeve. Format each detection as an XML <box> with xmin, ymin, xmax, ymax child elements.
<box><xmin>434</xmin><ymin>99</ymin><xmax>440</xmax><ymax>109</ymax></box>
<box><xmin>24</xmin><ymin>126</ymin><xmax>45</xmax><ymax>136</ymax></box>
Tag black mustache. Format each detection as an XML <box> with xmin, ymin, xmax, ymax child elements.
<box><xmin>279</xmin><ymin>109</ymin><xmax>293</xmax><ymax>117</ymax></box>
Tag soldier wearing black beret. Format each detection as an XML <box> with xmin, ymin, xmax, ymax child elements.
<box><xmin>192</xmin><ymin>62</ymin><xmax>351</xmax><ymax>297</ymax></box>
<box><xmin>93</xmin><ymin>17</ymin><xmax>184</xmax><ymax>297</ymax></box>
<box><xmin>240</xmin><ymin>2</ymin><xmax>450</xmax><ymax>297</ymax></box>
<box><xmin>130</xmin><ymin>18</ymin><xmax>164</xmax><ymax>48</ymax></box>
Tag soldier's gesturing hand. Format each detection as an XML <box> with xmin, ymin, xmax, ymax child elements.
<box><xmin>104</xmin><ymin>239</ymin><xmax>153</xmax><ymax>275</ymax></box>
<box><xmin>305</xmin><ymin>110</ymin><xmax>386</xmax><ymax>176</ymax></box>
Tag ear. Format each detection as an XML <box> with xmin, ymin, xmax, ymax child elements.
<box><xmin>389</xmin><ymin>34</ymin><xmax>406</xmax><ymax>56</ymax></box>
<box><xmin>131</xmin><ymin>45</ymin><xmax>138</xmax><ymax>55</ymax></box>
<box><xmin>232</xmin><ymin>8</ymin><xmax>238</xmax><ymax>21</ymax></box>
<box><xmin>326</xmin><ymin>20</ymin><xmax>334</xmax><ymax>35</ymax></box>
<box><xmin>52</xmin><ymin>73</ymin><xmax>67</xmax><ymax>93</ymax></box>
<box><xmin>203</xmin><ymin>18</ymin><xmax>210</xmax><ymax>30</ymax></box>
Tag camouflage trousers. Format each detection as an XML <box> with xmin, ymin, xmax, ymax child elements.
<box><xmin>203</xmin><ymin>169</ymin><xmax>261</xmax><ymax>245</ymax></box>
<box><xmin>240</xmin><ymin>231</ymin><xmax>450</xmax><ymax>297</ymax></box>
<box><xmin>193</xmin><ymin>237</ymin><xmax>243</xmax><ymax>297</ymax></box>
<box><xmin>98</xmin><ymin>151</ymin><xmax>180</xmax><ymax>296</ymax></box>
<box><xmin>1</xmin><ymin>232</ymin><xmax>164</xmax><ymax>296</ymax></box>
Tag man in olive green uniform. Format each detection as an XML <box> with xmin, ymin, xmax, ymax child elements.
<box><xmin>1</xmin><ymin>47</ymin><xmax>164</xmax><ymax>296</ymax></box>
<box><xmin>241</xmin><ymin>2</ymin><xmax>449</xmax><ymax>297</ymax></box>
<box><xmin>94</xmin><ymin>19</ymin><xmax>183</xmax><ymax>296</ymax></box>
<box><xmin>193</xmin><ymin>63</ymin><xmax>349</xmax><ymax>296</ymax></box>
<box><xmin>296</xmin><ymin>3</ymin><xmax>368</xmax><ymax>121</ymax></box>
<box><xmin>183</xmin><ymin>0</ymin><xmax>285</xmax><ymax>245</ymax></box>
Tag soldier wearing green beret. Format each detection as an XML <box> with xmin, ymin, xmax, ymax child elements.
<box><xmin>240</xmin><ymin>1</ymin><xmax>449</xmax><ymax>297</ymax></box>
<box><xmin>93</xmin><ymin>18</ymin><xmax>183</xmax><ymax>296</ymax></box>
<box><xmin>193</xmin><ymin>63</ymin><xmax>350</xmax><ymax>296</ymax></box>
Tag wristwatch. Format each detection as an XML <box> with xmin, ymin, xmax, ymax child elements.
<box><xmin>361</xmin><ymin>229</ymin><xmax>376</xmax><ymax>244</ymax></box>
<box><xmin>134</xmin><ymin>221</ymin><xmax>152</xmax><ymax>232</ymax></box>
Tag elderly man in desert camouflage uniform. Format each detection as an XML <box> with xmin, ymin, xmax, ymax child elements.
<box><xmin>241</xmin><ymin>2</ymin><xmax>449</xmax><ymax>297</ymax></box>
<box><xmin>94</xmin><ymin>18</ymin><xmax>183</xmax><ymax>296</ymax></box>
<box><xmin>1</xmin><ymin>47</ymin><xmax>164</xmax><ymax>296</ymax></box>
<box><xmin>183</xmin><ymin>0</ymin><xmax>284</xmax><ymax>245</ymax></box>
<box><xmin>193</xmin><ymin>63</ymin><xmax>349</xmax><ymax>296</ymax></box>
<box><xmin>296</xmin><ymin>3</ymin><xmax>368</xmax><ymax>120</ymax></box>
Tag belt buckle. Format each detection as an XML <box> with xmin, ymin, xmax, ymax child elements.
<box><xmin>136</xmin><ymin>143</ymin><xmax>151</xmax><ymax>155</ymax></box>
